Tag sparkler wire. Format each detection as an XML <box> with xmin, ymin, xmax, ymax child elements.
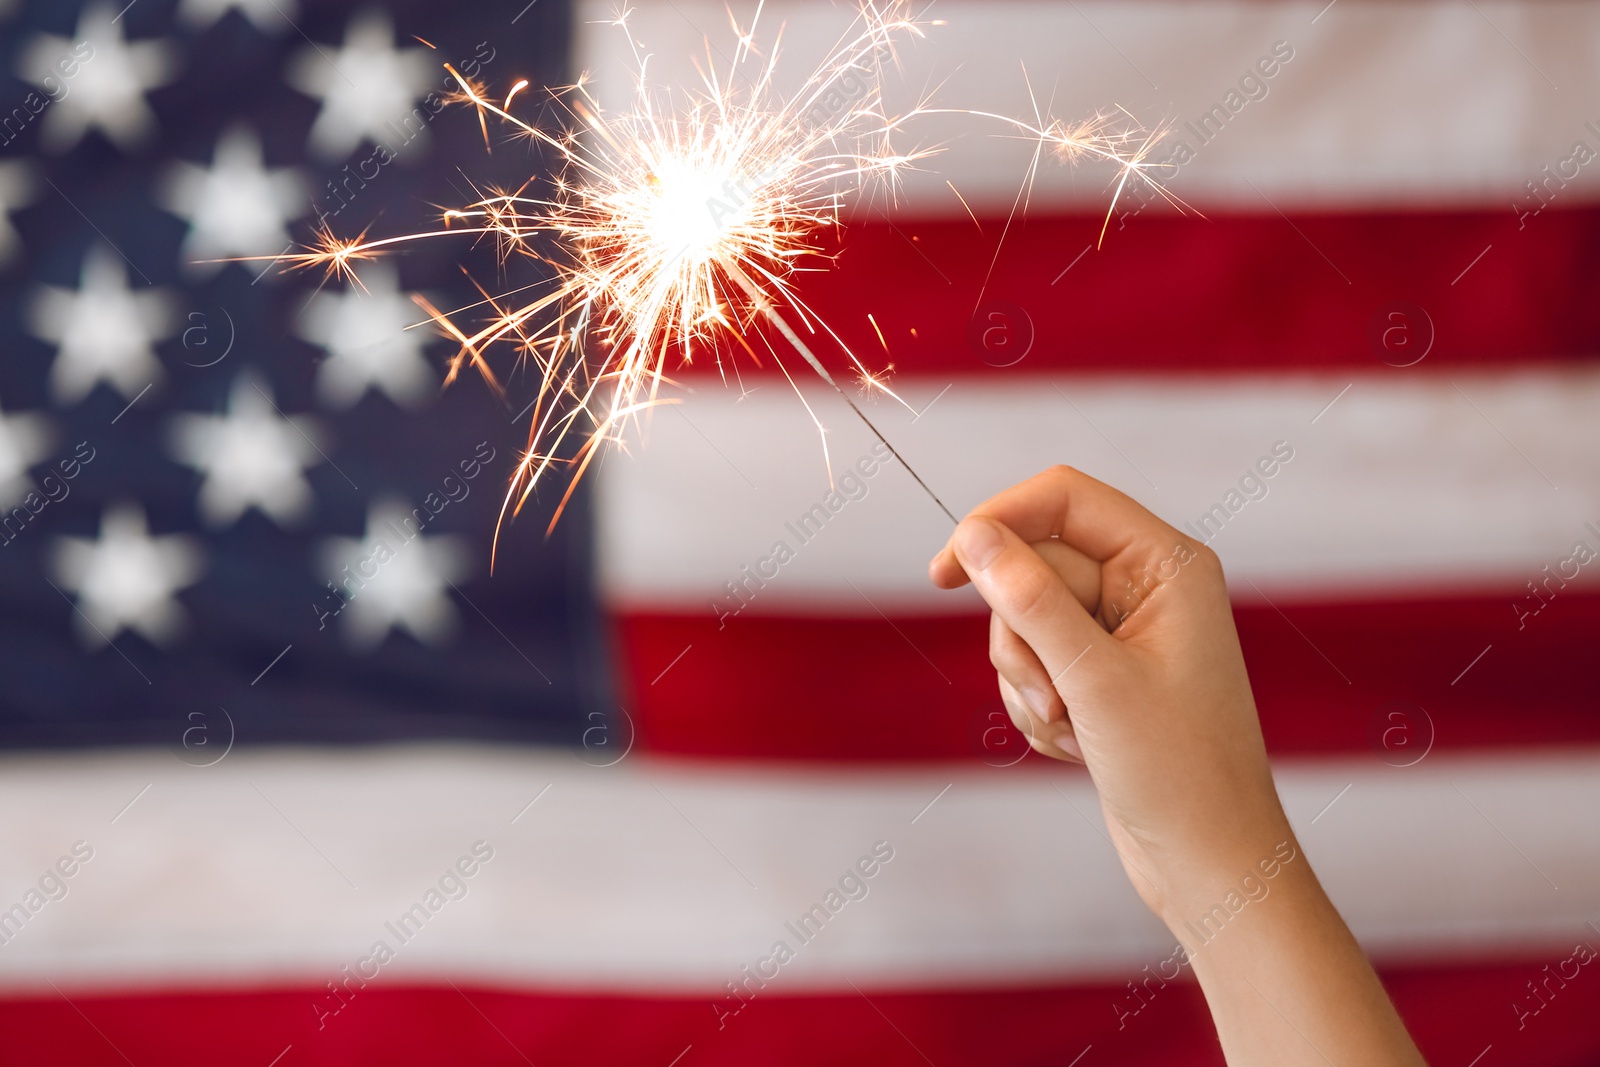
<box><xmin>726</xmin><ymin>268</ymin><xmax>958</xmax><ymax>525</ymax></box>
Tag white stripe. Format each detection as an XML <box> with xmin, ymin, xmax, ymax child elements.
<box><xmin>575</xmin><ymin>0</ymin><xmax>1600</xmax><ymax>211</ymax></box>
<box><xmin>598</xmin><ymin>369</ymin><xmax>1600</xmax><ymax>612</ymax></box>
<box><xmin>0</xmin><ymin>746</ymin><xmax>1594</xmax><ymax>994</ymax></box>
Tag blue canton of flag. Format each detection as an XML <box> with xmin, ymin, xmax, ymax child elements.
<box><xmin>0</xmin><ymin>0</ymin><xmax>598</xmax><ymax>748</ymax></box>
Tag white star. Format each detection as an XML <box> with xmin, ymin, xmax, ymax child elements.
<box><xmin>0</xmin><ymin>160</ymin><xmax>37</xmax><ymax>266</ymax></box>
<box><xmin>30</xmin><ymin>245</ymin><xmax>174</xmax><ymax>405</ymax></box>
<box><xmin>177</xmin><ymin>0</ymin><xmax>297</xmax><ymax>32</ymax></box>
<box><xmin>168</xmin><ymin>371</ymin><xmax>325</xmax><ymax>528</ymax></box>
<box><xmin>297</xmin><ymin>263</ymin><xmax>436</xmax><ymax>410</ymax></box>
<box><xmin>161</xmin><ymin>124</ymin><xmax>305</xmax><ymax>275</ymax></box>
<box><xmin>319</xmin><ymin>498</ymin><xmax>469</xmax><ymax>651</ymax></box>
<box><xmin>0</xmin><ymin>397</ymin><xmax>52</xmax><ymax>511</ymax></box>
<box><xmin>20</xmin><ymin>4</ymin><xmax>178</xmax><ymax>154</ymax></box>
<box><xmin>51</xmin><ymin>502</ymin><xmax>204</xmax><ymax>649</ymax></box>
<box><xmin>285</xmin><ymin>9</ymin><xmax>433</xmax><ymax>161</ymax></box>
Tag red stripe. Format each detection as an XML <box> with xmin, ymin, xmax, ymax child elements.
<box><xmin>6</xmin><ymin>958</ymin><xmax>1596</xmax><ymax>1065</ymax></box>
<box><xmin>616</xmin><ymin>593</ymin><xmax>1600</xmax><ymax>761</ymax></box>
<box><xmin>696</xmin><ymin>207</ymin><xmax>1600</xmax><ymax>375</ymax></box>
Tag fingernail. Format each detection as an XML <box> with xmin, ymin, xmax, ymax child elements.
<box><xmin>1021</xmin><ymin>687</ymin><xmax>1053</xmax><ymax>725</ymax></box>
<box><xmin>1049</xmin><ymin>739</ymin><xmax>1088</xmax><ymax>764</ymax></box>
<box><xmin>1054</xmin><ymin>734</ymin><xmax>1084</xmax><ymax>762</ymax></box>
<box><xmin>955</xmin><ymin>519</ymin><xmax>1004</xmax><ymax>570</ymax></box>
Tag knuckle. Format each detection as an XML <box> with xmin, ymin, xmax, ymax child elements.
<box><xmin>987</xmin><ymin>614</ymin><xmax>1012</xmax><ymax>671</ymax></box>
<box><xmin>997</xmin><ymin>680</ymin><xmax>1033</xmax><ymax>733</ymax></box>
<box><xmin>989</xmin><ymin>632</ymin><xmax>1030</xmax><ymax>681</ymax></box>
<box><xmin>1004</xmin><ymin>565</ymin><xmax>1060</xmax><ymax>621</ymax></box>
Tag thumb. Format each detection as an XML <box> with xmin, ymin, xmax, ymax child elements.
<box><xmin>951</xmin><ymin>516</ymin><xmax>1112</xmax><ymax>688</ymax></box>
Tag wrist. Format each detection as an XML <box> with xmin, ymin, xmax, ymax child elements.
<box><xmin>1149</xmin><ymin>822</ymin><xmax>1305</xmax><ymax>940</ymax></box>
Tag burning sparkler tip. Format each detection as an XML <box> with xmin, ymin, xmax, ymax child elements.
<box><xmin>240</xmin><ymin>0</ymin><xmax>1159</xmax><ymax>547</ymax></box>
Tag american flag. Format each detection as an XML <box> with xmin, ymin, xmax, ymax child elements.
<box><xmin>2</xmin><ymin>1</ymin><xmax>1598</xmax><ymax>1065</ymax></box>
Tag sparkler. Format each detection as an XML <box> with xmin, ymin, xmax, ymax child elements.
<box><xmin>261</xmin><ymin>1</ymin><xmax>1179</xmax><ymax>553</ymax></box>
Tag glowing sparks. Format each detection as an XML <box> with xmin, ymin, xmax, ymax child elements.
<box><xmin>255</xmin><ymin>1</ymin><xmax>1176</xmax><ymax>550</ymax></box>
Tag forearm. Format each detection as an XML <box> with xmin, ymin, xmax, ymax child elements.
<box><xmin>1156</xmin><ymin>827</ymin><xmax>1426</xmax><ymax>1067</ymax></box>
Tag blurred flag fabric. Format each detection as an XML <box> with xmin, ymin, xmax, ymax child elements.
<box><xmin>2</xmin><ymin>2</ymin><xmax>1599</xmax><ymax>1066</ymax></box>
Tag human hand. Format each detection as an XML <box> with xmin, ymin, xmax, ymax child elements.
<box><xmin>928</xmin><ymin>466</ymin><xmax>1289</xmax><ymax>921</ymax></box>
<box><xmin>928</xmin><ymin>466</ymin><xmax>1427</xmax><ymax>1065</ymax></box>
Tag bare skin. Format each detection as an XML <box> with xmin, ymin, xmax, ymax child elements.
<box><xmin>928</xmin><ymin>466</ymin><xmax>1426</xmax><ymax>1067</ymax></box>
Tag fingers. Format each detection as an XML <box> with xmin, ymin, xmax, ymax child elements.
<box><xmin>990</xmin><ymin>612</ymin><xmax>1061</xmax><ymax>725</ymax></box>
<box><xmin>929</xmin><ymin>466</ymin><xmax>1181</xmax><ymax>589</ymax></box>
<box><xmin>998</xmin><ymin>675</ymin><xmax>1083</xmax><ymax>763</ymax></box>
<box><xmin>950</xmin><ymin>515</ymin><xmax>1111</xmax><ymax>686</ymax></box>
<box><xmin>992</xmin><ymin>613</ymin><xmax>1085</xmax><ymax>764</ymax></box>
